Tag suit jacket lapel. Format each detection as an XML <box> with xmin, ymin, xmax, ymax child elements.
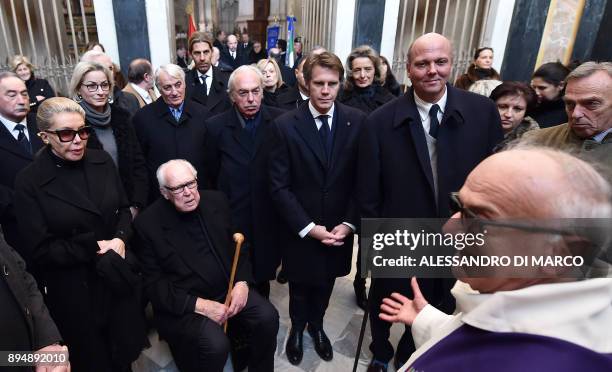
<box><xmin>394</xmin><ymin>92</ymin><xmax>435</xmax><ymax>194</ymax></box>
<box><xmin>229</xmin><ymin>110</ymin><xmax>253</xmax><ymax>155</ymax></box>
<box><xmin>26</xmin><ymin>115</ymin><xmax>43</xmax><ymax>153</ymax></box>
<box><xmin>329</xmin><ymin>103</ymin><xmax>350</xmax><ymax>170</ymax></box>
<box><xmin>252</xmin><ymin>106</ymin><xmax>274</xmax><ymax>158</ymax></box>
<box><xmin>293</xmin><ymin>104</ymin><xmax>327</xmax><ymax>169</ymax></box>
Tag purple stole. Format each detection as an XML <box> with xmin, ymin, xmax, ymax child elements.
<box><xmin>409</xmin><ymin>324</ymin><xmax>612</xmax><ymax>371</ymax></box>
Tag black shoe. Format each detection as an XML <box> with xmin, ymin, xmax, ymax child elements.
<box><xmin>276</xmin><ymin>270</ymin><xmax>288</xmax><ymax>284</ymax></box>
<box><xmin>354</xmin><ymin>285</ymin><xmax>368</xmax><ymax>311</ymax></box>
<box><xmin>367</xmin><ymin>360</ymin><xmax>388</xmax><ymax>372</ymax></box>
<box><xmin>393</xmin><ymin>356</ymin><xmax>406</xmax><ymax>371</ymax></box>
<box><xmin>307</xmin><ymin>325</ymin><xmax>333</xmax><ymax>361</ymax></box>
<box><xmin>286</xmin><ymin>328</ymin><xmax>303</xmax><ymax>365</ymax></box>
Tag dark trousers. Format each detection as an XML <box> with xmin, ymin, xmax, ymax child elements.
<box><xmin>288</xmin><ymin>280</ymin><xmax>335</xmax><ymax>330</ymax></box>
<box><xmin>353</xmin><ymin>237</ymin><xmax>365</xmax><ymax>291</ymax></box>
<box><xmin>368</xmin><ymin>278</ymin><xmax>455</xmax><ymax>364</ymax></box>
<box><xmin>254</xmin><ymin>280</ymin><xmax>271</xmax><ymax>299</ymax></box>
<box><xmin>168</xmin><ymin>290</ymin><xmax>279</xmax><ymax>372</ymax></box>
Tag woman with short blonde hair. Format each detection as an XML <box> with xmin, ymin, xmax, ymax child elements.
<box><xmin>10</xmin><ymin>54</ymin><xmax>55</xmax><ymax>112</ymax></box>
<box><xmin>256</xmin><ymin>58</ymin><xmax>289</xmax><ymax>106</ymax></box>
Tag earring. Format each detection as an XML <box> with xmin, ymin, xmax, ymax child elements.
<box><xmin>75</xmin><ymin>95</ymin><xmax>83</xmax><ymax>103</ymax></box>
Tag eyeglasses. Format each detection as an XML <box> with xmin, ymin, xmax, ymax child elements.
<box><xmin>164</xmin><ymin>179</ymin><xmax>198</xmax><ymax>195</ymax></box>
<box><xmin>448</xmin><ymin>192</ymin><xmax>574</xmax><ymax>236</ymax></box>
<box><xmin>83</xmin><ymin>81</ymin><xmax>111</xmax><ymax>92</ymax></box>
<box><xmin>44</xmin><ymin>126</ymin><xmax>93</xmax><ymax>142</ymax></box>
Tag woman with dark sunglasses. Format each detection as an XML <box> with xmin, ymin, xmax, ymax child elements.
<box><xmin>70</xmin><ymin>61</ymin><xmax>148</xmax><ymax>217</ymax></box>
<box><xmin>14</xmin><ymin>97</ymin><xmax>147</xmax><ymax>371</ymax></box>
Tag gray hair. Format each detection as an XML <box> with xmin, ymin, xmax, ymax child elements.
<box><xmin>227</xmin><ymin>65</ymin><xmax>264</xmax><ymax>94</ymax></box>
<box><xmin>156</xmin><ymin>159</ymin><xmax>198</xmax><ymax>188</ymax></box>
<box><xmin>0</xmin><ymin>71</ymin><xmax>20</xmax><ymax>85</ymax></box>
<box><xmin>566</xmin><ymin>61</ymin><xmax>612</xmax><ymax>83</ymax></box>
<box><xmin>69</xmin><ymin>61</ymin><xmax>114</xmax><ymax>101</ymax></box>
<box><xmin>468</xmin><ymin>79</ymin><xmax>502</xmax><ymax>97</ymax></box>
<box><xmin>345</xmin><ymin>45</ymin><xmax>383</xmax><ymax>91</ymax></box>
<box><xmin>80</xmin><ymin>50</ymin><xmax>107</xmax><ymax>63</ymax></box>
<box><xmin>154</xmin><ymin>64</ymin><xmax>185</xmax><ymax>90</ymax></box>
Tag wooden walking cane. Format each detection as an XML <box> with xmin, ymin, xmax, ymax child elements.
<box><xmin>224</xmin><ymin>233</ymin><xmax>245</xmax><ymax>333</ymax></box>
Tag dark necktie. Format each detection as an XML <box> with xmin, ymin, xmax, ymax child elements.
<box><xmin>244</xmin><ymin>118</ymin><xmax>256</xmax><ymax>138</ymax></box>
<box><xmin>14</xmin><ymin>124</ymin><xmax>31</xmax><ymax>154</ymax></box>
<box><xmin>200</xmin><ymin>75</ymin><xmax>208</xmax><ymax>96</ymax></box>
<box><xmin>429</xmin><ymin>104</ymin><xmax>440</xmax><ymax>139</ymax></box>
<box><xmin>318</xmin><ymin>115</ymin><xmax>332</xmax><ymax>161</ymax></box>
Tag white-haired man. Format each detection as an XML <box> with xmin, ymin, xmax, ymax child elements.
<box><xmin>204</xmin><ymin>65</ymin><xmax>286</xmax><ymax>298</ymax></box>
<box><xmin>132</xmin><ymin>64</ymin><xmax>210</xmax><ymax>205</ymax></box>
<box><xmin>134</xmin><ymin>159</ymin><xmax>279</xmax><ymax>372</ymax></box>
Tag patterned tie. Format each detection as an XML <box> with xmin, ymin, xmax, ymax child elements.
<box><xmin>14</xmin><ymin>124</ymin><xmax>31</xmax><ymax>154</ymax></box>
<box><xmin>429</xmin><ymin>104</ymin><xmax>440</xmax><ymax>139</ymax></box>
<box><xmin>318</xmin><ymin>115</ymin><xmax>332</xmax><ymax>161</ymax></box>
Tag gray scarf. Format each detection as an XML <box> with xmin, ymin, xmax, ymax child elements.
<box><xmin>79</xmin><ymin>100</ymin><xmax>111</xmax><ymax>126</ymax></box>
<box><xmin>79</xmin><ymin>101</ymin><xmax>118</xmax><ymax>166</ymax></box>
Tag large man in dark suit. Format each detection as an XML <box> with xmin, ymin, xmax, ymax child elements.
<box><xmin>132</xmin><ymin>64</ymin><xmax>210</xmax><ymax>204</ymax></box>
<box><xmin>0</xmin><ymin>72</ymin><xmax>43</xmax><ymax>254</ymax></box>
<box><xmin>357</xmin><ymin>33</ymin><xmax>503</xmax><ymax>372</ymax></box>
<box><xmin>270</xmin><ymin>52</ymin><xmax>366</xmax><ymax>365</ymax></box>
<box><xmin>276</xmin><ymin>57</ymin><xmax>309</xmax><ymax>111</ymax></box>
<box><xmin>204</xmin><ymin>65</ymin><xmax>285</xmax><ymax>298</ymax></box>
<box><xmin>184</xmin><ymin>32</ymin><xmax>232</xmax><ymax>117</ymax></box>
<box><xmin>134</xmin><ymin>159</ymin><xmax>279</xmax><ymax>372</ymax></box>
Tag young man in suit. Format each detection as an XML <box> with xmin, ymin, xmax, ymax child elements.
<box><xmin>204</xmin><ymin>65</ymin><xmax>285</xmax><ymax>298</ymax></box>
<box><xmin>270</xmin><ymin>52</ymin><xmax>366</xmax><ymax>365</ymax></box>
<box><xmin>184</xmin><ymin>32</ymin><xmax>232</xmax><ymax>117</ymax></box>
<box><xmin>134</xmin><ymin>159</ymin><xmax>279</xmax><ymax>372</ymax></box>
<box><xmin>357</xmin><ymin>33</ymin><xmax>503</xmax><ymax>372</ymax></box>
<box><xmin>0</xmin><ymin>72</ymin><xmax>43</xmax><ymax>255</ymax></box>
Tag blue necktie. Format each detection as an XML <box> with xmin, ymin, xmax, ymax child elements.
<box><xmin>429</xmin><ymin>104</ymin><xmax>440</xmax><ymax>139</ymax></box>
<box><xmin>14</xmin><ymin>124</ymin><xmax>31</xmax><ymax>154</ymax></box>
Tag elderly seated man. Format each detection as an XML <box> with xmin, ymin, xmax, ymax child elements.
<box><xmin>134</xmin><ymin>159</ymin><xmax>279</xmax><ymax>372</ymax></box>
<box><xmin>380</xmin><ymin>147</ymin><xmax>612</xmax><ymax>372</ymax></box>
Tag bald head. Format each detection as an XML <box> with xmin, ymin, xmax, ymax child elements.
<box><xmin>227</xmin><ymin>34</ymin><xmax>238</xmax><ymax>52</ymax></box>
<box><xmin>407</xmin><ymin>33</ymin><xmax>452</xmax><ymax>64</ymax></box>
<box><xmin>406</xmin><ymin>33</ymin><xmax>453</xmax><ymax>102</ymax></box>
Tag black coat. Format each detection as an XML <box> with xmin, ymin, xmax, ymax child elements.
<box><xmin>184</xmin><ymin>67</ymin><xmax>232</xmax><ymax>117</ymax></box>
<box><xmin>238</xmin><ymin>41</ymin><xmax>253</xmax><ymax>57</ymax></box>
<box><xmin>339</xmin><ymin>84</ymin><xmax>395</xmax><ymax>114</ymax></box>
<box><xmin>0</xmin><ymin>113</ymin><xmax>44</xmax><ymax>254</ymax></box>
<box><xmin>220</xmin><ymin>47</ymin><xmax>248</xmax><ymax>71</ymax></box>
<box><xmin>204</xmin><ymin>106</ymin><xmax>285</xmax><ymax>282</ymax></box>
<box><xmin>276</xmin><ymin>86</ymin><xmax>307</xmax><ymax>111</ymax></box>
<box><xmin>263</xmin><ymin>84</ymin><xmax>290</xmax><ymax>108</ymax></box>
<box><xmin>357</xmin><ymin>84</ymin><xmax>503</xmax><ymax>219</ymax></box>
<box><xmin>86</xmin><ymin>105</ymin><xmax>148</xmax><ymax>208</ymax></box>
<box><xmin>0</xmin><ymin>236</ymin><xmax>61</xmax><ymax>351</ymax></box>
<box><xmin>112</xmin><ymin>86</ymin><xmax>140</xmax><ymax>116</ymax></box>
<box><xmin>529</xmin><ymin>98</ymin><xmax>567</xmax><ymax>128</ymax></box>
<box><xmin>133</xmin><ymin>191</ymin><xmax>252</xmax><ymax>336</ymax></box>
<box><xmin>132</xmin><ymin>98</ymin><xmax>210</xmax><ymax>204</ymax></box>
<box><xmin>269</xmin><ymin>102</ymin><xmax>366</xmax><ymax>284</ymax></box>
<box><xmin>25</xmin><ymin>77</ymin><xmax>55</xmax><ymax>112</ymax></box>
<box><xmin>14</xmin><ymin>148</ymin><xmax>145</xmax><ymax>370</ymax></box>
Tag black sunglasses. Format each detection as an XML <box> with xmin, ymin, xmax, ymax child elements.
<box><xmin>44</xmin><ymin>126</ymin><xmax>93</xmax><ymax>142</ymax></box>
<box><xmin>449</xmin><ymin>192</ymin><xmax>575</xmax><ymax>236</ymax></box>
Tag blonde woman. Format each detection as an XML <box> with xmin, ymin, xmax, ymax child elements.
<box><xmin>256</xmin><ymin>58</ymin><xmax>289</xmax><ymax>107</ymax></box>
<box><xmin>10</xmin><ymin>55</ymin><xmax>55</xmax><ymax>112</ymax></box>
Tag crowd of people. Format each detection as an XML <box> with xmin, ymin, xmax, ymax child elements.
<box><xmin>0</xmin><ymin>27</ymin><xmax>611</xmax><ymax>372</ymax></box>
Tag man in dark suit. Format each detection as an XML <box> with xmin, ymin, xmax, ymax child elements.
<box><xmin>184</xmin><ymin>32</ymin><xmax>232</xmax><ymax>117</ymax></box>
<box><xmin>204</xmin><ymin>65</ymin><xmax>285</xmax><ymax>298</ymax></box>
<box><xmin>238</xmin><ymin>32</ymin><xmax>253</xmax><ymax>57</ymax></box>
<box><xmin>0</xmin><ymin>233</ymin><xmax>69</xmax><ymax>371</ymax></box>
<box><xmin>269</xmin><ymin>47</ymin><xmax>297</xmax><ymax>87</ymax></box>
<box><xmin>134</xmin><ymin>159</ymin><xmax>279</xmax><ymax>372</ymax></box>
<box><xmin>277</xmin><ymin>57</ymin><xmax>308</xmax><ymax>111</ymax></box>
<box><xmin>132</xmin><ymin>64</ymin><xmax>210</xmax><ymax>204</ymax></box>
<box><xmin>220</xmin><ymin>34</ymin><xmax>247</xmax><ymax>71</ymax></box>
<box><xmin>270</xmin><ymin>52</ymin><xmax>366</xmax><ymax>365</ymax></box>
<box><xmin>357</xmin><ymin>33</ymin><xmax>503</xmax><ymax>372</ymax></box>
<box><xmin>0</xmin><ymin>72</ymin><xmax>43</xmax><ymax>254</ymax></box>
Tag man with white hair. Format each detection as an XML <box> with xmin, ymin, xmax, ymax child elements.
<box><xmin>204</xmin><ymin>65</ymin><xmax>285</xmax><ymax>298</ymax></box>
<box><xmin>80</xmin><ymin>50</ymin><xmax>140</xmax><ymax>115</ymax></box>
<box><xmin>132</xmin><ymin>64</ymin><xmax>210</xmax><ymax>204</ymax></box>
<box><xmin>220</xmin><ymin>34</ymin><xmax>246</xmax><ymax>71</ymax></box>
<box><xmin>134</xmin><ymin>159</ymin><xmax>279</xmax><ymax>372</ymax></box>
<box><xmin>380</xmin><ymin>147</ymin><xmax>612</xmax><ymax>371</ymax></box>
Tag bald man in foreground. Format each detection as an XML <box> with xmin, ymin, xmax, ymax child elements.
<box><xmin>380</xmin><ymin>147</ymin><xmax>612</xmax><ymax>371</ymax></box>
<box><xmin>358</xmin><ymin>32</ymin><xmax>503</xmax><ymax>371</ymax></box>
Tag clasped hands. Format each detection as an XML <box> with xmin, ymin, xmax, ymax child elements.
<box><xmin>34</xmin><ymin>344</ymin><xmax>70</xmax><ymax>372</ymax></box>
<box><xmin>97</xmin><ymin>238</ymin><xmax>125</xmax><ymax>258</ymax></box>
<box><xmin>195</xmin><ymin>281</ymin><xmax>249</xmax><ymax>325</ymax></box>
<box><xmin>308</xmin><ymin>224</ymin><xmax>352</xmax><ymax>246</ymax></box>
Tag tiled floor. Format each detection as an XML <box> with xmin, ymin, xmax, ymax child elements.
<box><xmin>132</xmin><ymin>241</ymin><xmax>406</xmax><ymax>372</ymax></box>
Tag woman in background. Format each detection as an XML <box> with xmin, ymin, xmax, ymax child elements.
<box><xmin>379</xmin><ymin>55</ymin><xmax>402</xmax><ymax>96</ymax></box>
<box><xmin>455</xmin><ymin>47</ymin><xmax>501</xmax><ymax>90</ymax></box>
<box><xmin>10</xmin><ymin>55</ymin><xmax>55</xmax><ymax>112</ymax></box>
<box><xmin>257</xmin><ymin>58</ymin><xmax>289</xmax><ymax>107</ymax></box>
<box><xmin>529</xmin><ymin>61</ymin><xmax>570</xmax><ymax>128</ymax></box>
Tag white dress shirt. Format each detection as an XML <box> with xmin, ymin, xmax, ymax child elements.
<box><xmin>197</xmin><ymin>68</ymin><xmax>213</xmax><ymax>96</ymax></box>
<box><xmin>0</xmin><ymin>113</ymin><xmax>29</xmax><ymax>141</ymax></box>
<box><xmin>130</xmin><ymin>83</ymin><xmax>152</xmax><ymax>104</ymax></box>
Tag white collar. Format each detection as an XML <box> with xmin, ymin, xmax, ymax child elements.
<box><xmin>299</xmin><ymin>90</ymin><xmax>309</xmax><ymax>101</ymax></box>
<box><xmin>414</xmin><ymin>88</ymin><xmax>448</xmax><ymax>122</ymax></box>
<box><xmin>131</xmin><ymin>83</ymin><xmax>150</xmax><ymax>99</ymax></box>
<box><xmin>308</xmin><ymin>100</ymin><xmax>334</xmax><ymax>120</ymax></box>
<box><xmin>454</xmin><ymin>278</ymin><xmax>612</xmax><ymax>353</ymax></box>
<box><xmin>0</xmin><ymin>113</ymin><xmax>27</xmax><ymax>130</ymax></box>
<box><xmin>197</xmin><ymin>67</ymin><xmax>213</xmax><ymax>81</ymax></box>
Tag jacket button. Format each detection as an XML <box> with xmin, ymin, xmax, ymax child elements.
<box><xmin>3</xmin><ymin>265</ymin><xmax>8</xmax><ymax>276</ymax></box>
<box><xmin>25</xmin><ymin>307</ymin><xmax>30</xmax><ymax>316</ymax></box>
